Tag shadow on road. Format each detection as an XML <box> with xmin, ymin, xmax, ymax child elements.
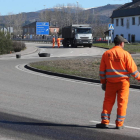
<box><xmin>0</xmin><ymin>120</ymin><xmax>95</xmax><ymax>128</ymax></box>
<box><xmin>0</xmin><ymin>112</ymin><xmax>139</xmax><ymax>140</ymax></box>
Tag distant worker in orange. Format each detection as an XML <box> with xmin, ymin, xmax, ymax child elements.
<box><xmin>52</xmin><ymin>36</ymin><xmax>55</xmax><ymax>48</ymax></box>
<box><xmin>57</xmin><ymin>37</ymin><xmax>62</xmax><ymax>48</ymax></box>
<box><xmin>96</xmin><ymin>36</ymin><xmax>140</xmax><ymax>129</ymax></box>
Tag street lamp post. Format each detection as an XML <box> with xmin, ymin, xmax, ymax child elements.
<box><xmin>77</xmin><ymin>1</ymin><xmax>78</xmax><ymax>24</ymax></box>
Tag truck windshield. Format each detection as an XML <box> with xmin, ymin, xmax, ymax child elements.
<box><xmin>76</xmin><ymin>28</ymin><xmax>92</xmax><ymax>34</ymax></box>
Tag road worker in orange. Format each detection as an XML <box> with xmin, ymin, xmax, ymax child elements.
<box><xmin>52</xmin><ymin>36</ymin><xmax>55</xmax><ymax>48</ymax></box>
<box><xmin>57</xmin><ymin>37</ymin><xmax>62</xmax><ymax>48</ymax></box>
<box><xmin>96</xmin><ymin>35</ymin><xmax>140</xmax><ymax>129</ymax></box>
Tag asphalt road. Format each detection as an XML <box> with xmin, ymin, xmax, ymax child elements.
<box><xmin>0</xmin><ymin>43</ymin><xmax>140</xmax><ymax>140</ymax></box>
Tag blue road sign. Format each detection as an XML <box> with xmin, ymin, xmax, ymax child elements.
<box><xmin>36</xmin><ymin>22</ymin><xmax>49</xmax><ymax>35</ymax></box>
<box><xmin>108</xmin><ymin>24</ymin><xmax>114</xmax><ymax>30</ymax></box>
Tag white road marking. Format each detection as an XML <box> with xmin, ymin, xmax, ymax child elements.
<box><xmin>79</xmin><ymin>53</ymin><xmax>89</xmax><ymax>56</ymax></box>
<box><xmin>15</xmin><ymin>64</ymin><xmax>100</xmax><ymax>86</ymax></box>
<box><xmin>15</xmin><ymin>64</ymin><xmax>140</xmax><ymax>93</ymax></box>
<box><xmin>16</xmin><ymin>64</ymin><xmax>140</xmax><ymax>130</ymax></box>
<box><xmin>90</xmin><ymin>120</ymin><xmax>140</xmax><ymax>130</ymax></box>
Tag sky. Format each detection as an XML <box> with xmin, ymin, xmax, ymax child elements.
<box><xmin>0</xmin><ymin>0</ymin><xmax>132</xmax><ymax>15</ymax></box>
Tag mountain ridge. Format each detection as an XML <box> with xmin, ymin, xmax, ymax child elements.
<box><xmin>0</xmin><ymin>4</ymin><xmax>122</xmax><ymax>26</ymax></box>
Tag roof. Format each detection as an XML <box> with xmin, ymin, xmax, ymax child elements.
<box><xmin>22</xmin><ymin>21</ymin><xmax>36</xmax><ymax>28</ymax></box>
<box><xmin>111</xmin><ymin>0</ymin><xmax>140</xmax><ymax>18</ymax></box>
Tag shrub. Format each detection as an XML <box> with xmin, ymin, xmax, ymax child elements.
<box><xmin>12</xmin><ymin>41</ymin><xmax>26</xmax><ymax>52</ymax></box>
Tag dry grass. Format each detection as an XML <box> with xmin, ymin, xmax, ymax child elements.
<box><xmin>30</xmin><ymin>57</ymin><xmax>140</xmax><ymax>85</ymax></box>
<box><xmin>30</xmin><ymin>57</ymin><xmax>101</xmax><ymax>80</ymax></box>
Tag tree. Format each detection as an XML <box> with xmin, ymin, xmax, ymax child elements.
<box><xmin>13</xmin><ymin>13</ymin><xmax>26</xmax><ymax>35</ymax></box>
<box><xmin>5</xmin><ymin>12</ymin><xmax>15</xmax><ymax>27</ymax></box>
<box><xmin>0</xmin><ymin>31</ymin><xmax>13</xmax><ymax>54</ymax></box>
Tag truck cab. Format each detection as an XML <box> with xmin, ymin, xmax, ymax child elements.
<box><xmin>62</xmin><ymin>24</ymin><xmax>93</xmax><ymax>48</ymax></box>
<box><xmin>74</xmin><ymin>26</ymin><xmax>93</xmax><ymax>47</ymax></box>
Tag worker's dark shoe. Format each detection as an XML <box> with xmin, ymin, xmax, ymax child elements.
<box><xmin>96</xmin><ymin>123</ymin><xmax>108</xmax><ymax>128</ymax></box>
<box><xmin>116</xmin><ymin>125</ymin><xmax>124</xmax><ymax>130</ymax></box>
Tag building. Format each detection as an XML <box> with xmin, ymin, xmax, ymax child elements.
<box><xmin>110</xmin><ymin>0</ymin><xmax>140</xmax><ymax>42</ymax></box>
<box><xmin>22</xmin><ymin>21</ymin><xmax>59</xmax><ymax>39</ymax></box>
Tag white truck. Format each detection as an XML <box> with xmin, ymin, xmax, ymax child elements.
<box><xmin>62</xmin><ymin>24</ymin><xmax>93</xmax><ymax>48</ymax></box>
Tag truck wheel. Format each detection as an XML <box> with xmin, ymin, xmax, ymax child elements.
<box><xmin>72</xmin><ymin>43</ymin><xmax>77</xmax><ymax>48</ymax></box>
<box><xmin>63</xmin><ymin>42</ymin><xmax>68</xmax><ymax>48</ymax></box>
<box><xmin>89</xmin><ymin>45</ymin><xmax>92</xmax><ymax>48</ymax></box>
<box><xmin>71</xmin><ymin>43</ymin><xmax>75</xmax><ymax>48</ymax></box>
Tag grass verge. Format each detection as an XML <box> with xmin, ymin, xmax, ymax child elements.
<box><xmin>30</xmin><ymin>57</ymin><xmax>140</xmax><ymax>86</ymax></box>
<box><xmin>93</xmin><ymin>43</ymin><xmax>140</xmax><ymax>53</ymax></box>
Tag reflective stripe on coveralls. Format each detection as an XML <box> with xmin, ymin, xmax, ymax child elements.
<box><xmin>116</xmin><ymin>115</ymin><xmax>126</xmax><ymax>122</ymax></box>
<box><xmin>101</xmin><ymin>113</ymin><xmax>110</xmax><ymax>121</ymax></box>
<box><xmin>100</xmin><ymin>69</ymin><xmax>140</xmax><ymax>79</ymax></box>
<box><xmin>99</xmin><ymin>46</ymin><xmax>140</xmax><ymax>127</ymax></box>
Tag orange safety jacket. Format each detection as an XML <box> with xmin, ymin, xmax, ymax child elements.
<box><xmin>100</xmin><ymin>46</ymin><xmax>140</xmax><ymax>84</ymax></box>
<box><xmin>57</xmin><ymin>38</ymin><xmax>61</xmax><ymax>43</ymax></box>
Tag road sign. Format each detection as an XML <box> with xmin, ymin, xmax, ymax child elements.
<box><xmin>108</xmin><ymin>24</ymin><xmax>114</xmax><ymax>30</ymax></box>
<box><xmin>36</xmin><ymin>22</ymin><xmax>49</xmax><ymax>35</ymax></box>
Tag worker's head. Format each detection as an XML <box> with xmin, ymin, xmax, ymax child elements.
<box><xmin>114</xmin><ymin>35</ymin><xmax>128</xmax><ymax>48</ymax></box>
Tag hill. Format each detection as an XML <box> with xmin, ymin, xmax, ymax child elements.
<box><xmin>24</xmin><ymin>4</ymin><xmax>122</xmax><ymax>24</ymax></box>
<box><xmin>0</xmin><ymin>4</ymin><xmax>122</xmax><ymax>37</ymax></box>
<box><xmin>86</xmin><ymin>4</ymin><xmax>122</xmax><ymax>16</ymax></box>
<box><xmin>0</xmin><ymin>4</ymin><xmax>122</xmax><ymax>25</ymax></box>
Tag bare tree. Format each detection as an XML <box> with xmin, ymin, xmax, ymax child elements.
<box><xmin>40</xmin><ymin>10</ymin><xmax>51</xmax><ymax>22</ymax></box>
<box><xmin>13</xmin><ymin>13</ymin><xmax>26</xmax><ymax>35</ymax></box>
<box><xmin>5</xmin><ymin>12</ymin><xmax>15</xmax><ymax>27</ymax></box>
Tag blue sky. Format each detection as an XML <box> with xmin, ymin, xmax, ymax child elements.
<box><xmin>0</xmin><ymin>0</ymin><xmax>131</xmax><ymax>15</ymax></box>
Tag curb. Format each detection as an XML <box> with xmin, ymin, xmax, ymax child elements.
<box><xmin>25</xmin><ymin>64</ymin><xmax>140</xmax><ymax>89</ymax></box>
<box><xmin>0</xmin><ymin>47</ymin><xmax>38</xmax><ymax>58</ymax></box>
<box><xmin>25</xmin><ymin>64</ymin><xmax>100</xmax><ymax>83</ymax></box>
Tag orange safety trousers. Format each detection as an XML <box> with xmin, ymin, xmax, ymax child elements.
<box><xmin>101</xmin><ymin>80</ymin><xmax>129</xmax><ymax>127</ymax></box>
<box><xmin>57</xmin><ymin>43</ymin><xmax>60</xmax><ymax>48</ymax></box>
<box><xmin>52</xmin><ymin>38</ymin><xmax>55</xmax><ymax>48</ymax></box>
<box><xmin>52</xmin><ymin>43</ymin><xmax>55</xmax><ymax>48</ymax></box>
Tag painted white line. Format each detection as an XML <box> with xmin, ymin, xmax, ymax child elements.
<box><xmin>15</xmin><ymin>64</ymin><xmax>100</xmax><ymax>86</ymax></box>
<box><xmin>79</xmin><ymin>53</ymin><xmax>89</xmax><ymax>56</ymax></box>
<box><xmin>15</xmin><ymin>64</ymin><xmax>140</xmax><ymax>92</ymax></box>
<box><xmin>90</xmin><ymin>120</ymin><xmax>140</xmax><ymax>130</ymax></box>
<box><xmin>15</xmin><ymin>64</ymin><xmax>140</xmax><ymax>131</ymax></box>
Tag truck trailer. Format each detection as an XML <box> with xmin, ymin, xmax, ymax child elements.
<box><xmin>62</xmin><ymin>24</ymin><xmax>93</xmax><ymax>48</ymax></box>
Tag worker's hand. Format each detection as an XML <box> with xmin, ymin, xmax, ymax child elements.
<box><xmin>101</xmin><ymin>84</ymin><xmax>106</xmax><ymax>91</ymax></box>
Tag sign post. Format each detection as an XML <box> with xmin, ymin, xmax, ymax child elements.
<box><xmin>36</xmin><ymin>22</ymin><xmax>49</xmax><ymax>35</ymax></box>
<box><xmin>108</xmin><ymin>24</ymin><xmax>114</xmax><ymax>46</ymax></box>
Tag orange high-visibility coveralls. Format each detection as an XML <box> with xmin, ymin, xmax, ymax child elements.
<box><xmin>57</xmin><ymin>38</ymin><xmax>61</xmax><ymax>48</ymax></box>
<box><xmin>52</xmin><ymin>37</ymin><xmax>55</xmax><ymax>48</ymax></box>
<box><xmin>100</xmin><ymin>46</ymin><xmax>140</xmax><ymax>127</ymax></box>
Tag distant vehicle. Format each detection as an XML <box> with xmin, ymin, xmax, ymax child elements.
<box><xmin>62</xmin><ymin>24</ymin><xmax>93</xmax><ymax>48</ymax></box>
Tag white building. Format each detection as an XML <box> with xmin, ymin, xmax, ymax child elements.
<box><xmin>110</xmin><ymin>0</ymin><xmax>140</xmax><ymax>42</ymax></box>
